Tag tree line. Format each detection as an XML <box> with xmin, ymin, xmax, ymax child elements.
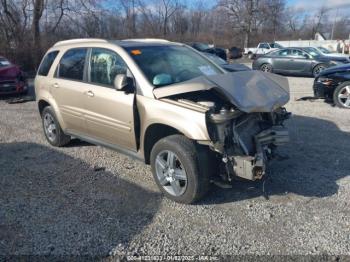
<box><xmin>1</xmin><ymin>0</ymin><xmax>349</xmax><ymax>71</ymax></box>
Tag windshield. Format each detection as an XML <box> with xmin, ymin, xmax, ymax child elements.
<box><xmin>125</xmin><ymin>45</ymin><xmax>223</xmax><ymax>87</ymax></box>
<box><xmin>0</xmin><ymin>58</ymin><xmax>11</xmax><ymax>67</ymax></box>
<box><xmin>270</xmin><ymin>43</ymin><xmax>283</xmax><ymax>48</ymax></box>
<box><xmin>205</xmin><ymin>54</ymin><xmax>227</xmax><ymax>65</ymax></box>
<box><xmin>303</xmin><ymin>47</ymin><xmax>321</xmax><ymax>57</ymax></box>
<box><xmin>318</xmin><ymin>47</ymin><xmax>331</xmax><ymax>54</ymax></box>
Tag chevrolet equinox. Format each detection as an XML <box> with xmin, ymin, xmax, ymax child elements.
<box><xmin>35</xmin><ymin>38</ymin><xmax>290</xmax><ymax>204</ymax></box>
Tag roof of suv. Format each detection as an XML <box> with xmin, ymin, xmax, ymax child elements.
<box><xmin>53</xmin><ymin>38</ymin><xmax>179</xmax><ymax>49</ymax></box>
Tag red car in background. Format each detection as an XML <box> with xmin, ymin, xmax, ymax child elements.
<box><xmin>0</xmin><ymin>56</ymin><xmax>27</xmax><ymax>95</ymax></box>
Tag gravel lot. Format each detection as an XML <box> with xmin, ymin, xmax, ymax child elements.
<box><xmin>0</xmin><ymin>76</ymin><xmax>349</xmax><ymax>258</ymax></box>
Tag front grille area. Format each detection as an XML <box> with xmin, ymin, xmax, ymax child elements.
<box><xmin>0</xmin><ymin>80</ymin><xmax>17</xmax><ymax>92</ymax></box>
<box><xmin>234</xmin><ymin>114</ymin><xmax>263</xmax><ymax>155</ymax></box>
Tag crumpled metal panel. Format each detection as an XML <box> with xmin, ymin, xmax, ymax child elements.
<box><xmin>153</xmin><ymin>71</ymin><xmax>290</xmax><ymax>113</ymax></box>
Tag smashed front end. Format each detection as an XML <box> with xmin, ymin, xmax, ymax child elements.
<box><xmin>206</xmin><ymin>105</ymin><xmax>290</xmax><ymax>182</ymax></box>
<box><xmin>154</xmin><ymin>70</ymin><xmax>291</xmax><ymax>182</ymax></box>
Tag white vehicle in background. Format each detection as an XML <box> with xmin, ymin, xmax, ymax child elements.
<box><xmin>316</xmin><ymin>46</ymin><xmax>349</xmax><ymax>58</ymax></box>
<box><xmin>244</xmin><ymin>42</ymin><xmax>283</xmax><ymax>59</ymax></box>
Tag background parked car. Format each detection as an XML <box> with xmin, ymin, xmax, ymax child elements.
<box><xmin>313</xmin><ymin>63</ymin><xmax>350</xmax><ymax>108</ymax></box>
<box><xmin>0</xmin><ymin>56</ymin><xmax>27</xmax><ymax>95</ymax></box>
<box><xmin>188</xmin><ymin>42</ymin><xmax>227</xmax><ymax>60</ymax></box>
<box><xmin>303</xmin><ymin>46</ymin><xmax>349</xmax><ymax>59</ymax></box>
<box><xmin>244</xmin><ymin>42</ymin><xmax>283</xmax><ymax>59</ymax></box>
<box><xmin>227</xmin><ymin>47</ymin><xmax>242</xmax><ymax>59</ymax></box>
<box><xmin>252</xmin><ymin>47</ymin><xmax>349</xmax><ymax>77</ymax></box>
<box><xmin>204</xmin><ymin>53</ymin><xmax>250</xmax><ymax>72</ymax></box>
<box><xmin>308</xmin><ymin>46</ymin><xmax>350</xmax><ymax>59</ymax></box>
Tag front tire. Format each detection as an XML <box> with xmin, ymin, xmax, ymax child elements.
<box><xmin>150</xmin><ymin>135</ymin><xmax>211</xmax><ymax>204</ymax></box>
<box><xmin>41</xmin><ymin>106</ymin><xmax>71</xmax><ymax>147</ymax></box>
<box><xmin>333</xmin><ymin>83</ymin><xmax>350</xmax><ymax>109</ymax></box>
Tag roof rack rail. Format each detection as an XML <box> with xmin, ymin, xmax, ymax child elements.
<box><xmin>53</xmin><ymin>38</ymin><xmax>107</xmax><ymax>47</ymax></box>
<box><xmin>121</xmin><ymin>38</ymin><xmax>170</xmax><ymax>43</ymax></box>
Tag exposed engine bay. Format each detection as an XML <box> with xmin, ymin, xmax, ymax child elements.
<box><xmin>154</xmin><ymin>71</ymin><xmax>291</xmax><ymax>182</ymax></box>
<box><xmin>167</xmin><ymin>89</ymin><xmax>290</xmax><ymax>182</ymax></box>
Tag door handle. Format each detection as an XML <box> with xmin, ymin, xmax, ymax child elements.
<box><xmin>86</xmin><ymin>90</ymin><xmax>94</xmax><ymax>97</ymax></box>
<box><xmin>52</xmin><ymin>83</ymin><xmax>59</xmax><ymax>88</ymax></box>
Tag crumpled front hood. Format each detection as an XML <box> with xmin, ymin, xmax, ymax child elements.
<box><xmin>153</xmin><ymin>71</ymin><xmax>290</xmax><ymax>113</ymax></box>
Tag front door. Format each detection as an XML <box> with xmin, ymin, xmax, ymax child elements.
<box><xmin>83</xmin><ymin>47</ymin><xmax>137</xmax><ymax>150</ymax></box>
<box><xmin>287</xmin><ymin>49</ymin><xmax>313</xmax><ymax>74</ymax></box>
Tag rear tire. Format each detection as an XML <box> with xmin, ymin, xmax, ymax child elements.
<box><xmin>150</xmin><ymin>135</ymin><xmax>211</xmax><ymax>204</ymax></box>
<box><xmin>333</xmin><ymin>83</ymin><xmax>350</xmax><ymax>109</ymax></box>
<box><xmin>313</xmin><ymin>64</ymin><xmax>326</xmax><ymax>77</ymax></box>
<box><xmin>248</xmin><ymin>53</ymin><xmax>254</xmax><ymax>59</ymax></box>
<box><xmin>260</xmin><ymin>63</ymin><xmax>273</xmax><ymax>73</ymax></box>
<box><xmin>41</xmin><ymin>106</ymin><xmax>71</xmax><ymax>147</ymax></box>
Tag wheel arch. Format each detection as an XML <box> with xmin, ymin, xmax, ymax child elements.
<box><xmin>38</xmin><ymin>99</ymin><xmax>50</xmax><ymax>116</ymax></box>
<box><xmin>143</xmin><ymin>123</ymin><xmax>184</xmax><ymax>164</ymax></box>
<box><xmin>37</xmin><ymin>98</ymin><xmax>67</xmax><ymax>130</ymax></box>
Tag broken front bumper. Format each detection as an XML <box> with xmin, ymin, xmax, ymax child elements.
<box><xmin>229</xmin><ymin>126</ymin><xmax>289</xmax><ymax>181</ymax></box>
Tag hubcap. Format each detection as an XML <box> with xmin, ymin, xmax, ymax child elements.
<box><xmin>155</xmin><ymin>150</ymin><xmax>187</xmax><ymax>197</ymax></box>
<box><xmin>338</xmin><ymin>85</ymin><xmax>350</xmax><ymax>108</ymax></box>
<box><xmin>43</xmin><ymin>113</ymin><xmax>57</xmax><ymax>142</ymax></box>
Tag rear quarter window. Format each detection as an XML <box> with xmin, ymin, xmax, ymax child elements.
<box><xmin>38</xmin><ymin>51</ymin><xmax>59</xmax><ymax>76</ymax></box>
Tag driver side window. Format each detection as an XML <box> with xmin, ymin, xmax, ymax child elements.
<box><xmin>89</xmin><ymin>48</ymin><xmax>128</xmax><ymax>87</ymax></box>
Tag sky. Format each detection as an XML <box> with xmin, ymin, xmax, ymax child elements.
<box><xmin>286</xmin><ymin>0</ymin><xmax>350</xmax><ymax>10</ymax></box>
<box><xmin>103</xmin><ymin>0</ymin><xmax>350</xmax><ymax>14</ymax></box>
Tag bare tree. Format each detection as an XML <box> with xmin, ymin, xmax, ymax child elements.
<box><xmin>219</xmin><ymin>0</ymin><xmax>263</xmax><ymax>48</ymax></box>
<box><xmin>32</xmin><ymin>0</ymin><xmax>45</xmax><ymax>66</ymax></box>
<box><xmin>263</xmin><ymin>0</ymin><xmax>285</xmax><ymax>41</ymax></box>
<box><xmin>311</xmin><ymin>6</ymin><xmax>328</xmax><ymax>39</ymax></box>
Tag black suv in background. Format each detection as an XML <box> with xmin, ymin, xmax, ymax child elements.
<box><xmin>188</xmin><ymin>42</ymin><xmax>227</xmax><ymax>61</ymax></box>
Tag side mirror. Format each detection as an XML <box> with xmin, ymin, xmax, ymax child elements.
<box><xmin>114</xmin><ymin>74</ymin><xmax>128</xmax><ymax>91</ymax></box>
<box><xmin>303</xmin><ymin>54</ymin><xmax>310</xmax><ymax>59</ymax></box>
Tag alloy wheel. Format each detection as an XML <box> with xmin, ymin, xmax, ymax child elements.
<box><xmin>261</xmin><ymin>64</ymin><xmax>272</xmax><ymax>72</ymax></box>
<box><xmin>43</xmin><ymin>113</ymin><xmax>57</xmax><ymax>142</ymax></box>
<box><xmin>337</xmin><ymin>85</ymin><xmax>350</xmax><ymax>108</ymax></box>
<box><xmin>314</xmin><ymin>65</ymin><xmax>325</xmax><ymax>76</ymax></box>
<box><xmin>155</xmin><ymin>150</ymin><xmax>187</xmax><ymax>196</ymax></box>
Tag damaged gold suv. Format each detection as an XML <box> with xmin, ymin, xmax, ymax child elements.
<box><xmin>35</xmin><ymin>38</ymin><xmax>290</xmax><ymax>204</ymax></box>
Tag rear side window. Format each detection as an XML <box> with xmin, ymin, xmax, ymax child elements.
<box><xmin>58</xmin><ymin>48</ymin><xmax>87</xmax><ymax>81</ymax></box>
<box><xmin>38</xmin><ymin>51</ymin><xmax>59</xmax><ymax>76</ymax></box>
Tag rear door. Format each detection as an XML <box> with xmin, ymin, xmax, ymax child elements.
<box><xmin>50</xmin><ymin>48</ymin><xmax>89</xmax><ymax>134</ymax></box>
<box><xmin>82</xmin><ymin>47</ymin><xmax>137</xmax><ymax>150</ymax></box>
